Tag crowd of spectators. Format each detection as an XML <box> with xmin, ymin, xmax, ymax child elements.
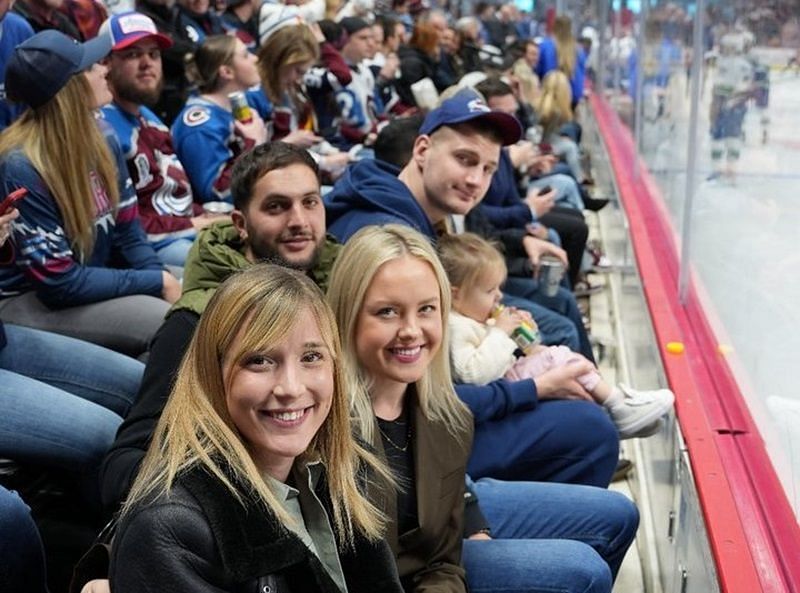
<box><xmin>0</xmin><ymin>0</ymin><xmax>677</xmax><ymax>591</ymax></box>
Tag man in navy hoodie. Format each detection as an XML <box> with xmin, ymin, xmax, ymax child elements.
<box><xmin>325</xmin><ymin>90</ymin><xmax>619</xmax><ymax>488</ymax></box>
<box><xmin>325</xmin><ymin>89</ymin><xmax>586</xmax><ymax>355</ymax></box>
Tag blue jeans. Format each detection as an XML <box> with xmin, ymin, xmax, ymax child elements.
<box><xmin>0</xmin><ymin>487</ymin><xmax>48</xmax><ymax>593</ymax></box>
<box><xmin>503</xmin><ymin>276</ymin><xmax>594</xmax><ymax>363</ymax></box>
<box><xmin>153</xmin><ymin>237</ymin><xmax>194</xmax><ymax>268</ymax></box>
<box><xmin>468</xmin><ymin>400</ymin><xmax>619</xmax><ymax>488</ymax></box>
<box><xmin>0</xmin><ymin>325</ymin><xmax>143</xmax><ymax>479</ymax></box>
<box><xmin>530</xmin><ymin>173</ymin><xmax>585</xmax><ymax>211</ymax></box>
<box><xmin>462</xmin><ymin>478</ymin><xmax>639</xmax><ymax>593</ymax></box>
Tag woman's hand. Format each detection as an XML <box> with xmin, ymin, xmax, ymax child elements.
<box><xmin>0</xmin><ymin>209</ymin><xmax>19</xmax><ymax>248</ymax></box>
<box><xmin>282</xmin><ymin>129</ymin><xmax>323</xmax><ymax>148</ymax></box>
<box><xmin>161</xmin><ymin>271</ymin><xmax>182</xmax><ymax>304</ymax></box>
<box><xmin>234</xmin><ymin>110</ymin><xmax>268</xmax><ymax>145</ymax></box>
<box><xmin>534</xmin><ymin>359</ymin><xmax>595</xmax><ymax>402</ymax></box>
<box><xmin>80</xmin><ymin>579</ymin><xmax>110</xmax><ymax>593</ymax></box>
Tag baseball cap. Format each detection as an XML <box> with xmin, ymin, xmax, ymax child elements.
<box><xmin>101</xmin><ymin>11</ymin><xmax>173</xmax><ymax>51</ymax></box>
<box><xmin>419</xmin><ymin>88</ymin><xmax>522</xmax><ymax>145</ymax></box>
<box><xmin>340</xmin><ymin>17</ymin><xmax>370</xmax><ymax>36</ymax></box>
<box><xmin>5</xmin><ymin>30</ymin><xmax>112</xmax><ymax>109</ymax></box>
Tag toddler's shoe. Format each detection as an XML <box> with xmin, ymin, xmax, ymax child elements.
<box><xmin>607</xmin><ymin>384</ymin><xmax>674</xmax><ymax>439</ymax></box>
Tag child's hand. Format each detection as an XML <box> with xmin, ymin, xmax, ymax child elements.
<box><xmin>517</xmin><ymin>309</ymin><xmax>536</xmax><ymax>327</ymax></box>
<box><xmin>494</xmin><ymin>307</ymin><xmax>524</xmax><ymax>335</ymax></box>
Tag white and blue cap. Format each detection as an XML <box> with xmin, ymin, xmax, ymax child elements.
<box><xmin>5</xmin><ymin>30</ymin><xmax>112</xmax><ymax>109</ymax></box>
<box><xmin>419</xmin><ymin>88</ymin><xmax>522</xmax><ymax>146</ymax></box>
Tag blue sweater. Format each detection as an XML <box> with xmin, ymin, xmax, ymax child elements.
<box><xmin>325</xmin><ymin>159</ymin><xmax>437</xmax><ymax>243</ymax></box>
<box><xmin>0</xmin><ymin>123</ymin><xmax>163</xmax><ymax>307</ymax></box>
<box><xmin>536</xmin><ymin>38</ymin><xmax>587</xmax><ymax>103</ymax></box>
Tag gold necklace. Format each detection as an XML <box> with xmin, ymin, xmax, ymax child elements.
<box><xmin>378</xmin><ymin>421</ymin><xmax>412</xmax><ymax>452</ymax></box>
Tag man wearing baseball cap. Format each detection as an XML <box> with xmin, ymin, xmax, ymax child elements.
<box><xmin>325</xmin><ymin>88</ymin><xmax>588</xmax><ymax>354</ymax></box>
<box><xmin>325</xmin><ymin>88</ymin><xmax>522</xmax><ymax>242</ymax></box>
<box><xmin>101</xmin><ymin>12</ymin><xmax>222</xmax><ymax>267</ymax></box>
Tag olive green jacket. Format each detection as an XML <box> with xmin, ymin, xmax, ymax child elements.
<box><xmin>171</xmin><ymin>220</ymin><xmax>340</xmax><ymax>317</ymax></box>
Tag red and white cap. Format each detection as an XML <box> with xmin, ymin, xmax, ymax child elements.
<box><xmin>101</xmin><ymin>11</ymin><xmax>173</xmax><ymax>51</ymax></box>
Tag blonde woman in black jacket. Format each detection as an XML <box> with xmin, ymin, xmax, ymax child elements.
<box><xmin>110</xmin><ymin>264</ymin><xmax>402</xmax><ymax>592</ymax></box>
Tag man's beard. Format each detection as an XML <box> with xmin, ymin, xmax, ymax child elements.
<box><xmin>113</xmin><ymin>76</ymin><xmax>163</xmax><ymax>107</ymax></box>
<box><xmin>249</xmin><ymin>237</ymin><xmax>323</xmax><ymax>273</ymax></box>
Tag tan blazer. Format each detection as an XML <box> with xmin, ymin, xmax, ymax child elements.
<box><xmin>371</xmin><ymin>390</ymin><xmax>474</xmax><ymax>593</ymax></box>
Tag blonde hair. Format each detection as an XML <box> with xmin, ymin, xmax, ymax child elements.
<box><xmin>327</xmin><ymin>225</ymin><xmax>471</xmax><ymax>444</ymax></box>
<box><xmin>258</xmin><ymin>24</ymin><xmax>319</xmax><ymax>103</ymax></box>
<box><xmin>0</xmin><ymin>75</ymin><xmax>120</xmax><ymax>259</ymax></box>
<box><xmin>185</xmin><ymin>35</ymin><xmax>238</xmax><ymax>94</ymax></box>
<box><xmin>553</xmin><ymin>15</ymin><xmax>577</xmax><ymax>78</ymax></box>
<box><xmin>436</xmin><ymin>233</ymin><xmax>506</xmax><ymax>294</ymax></box>
<box><xmin>122</xmin><ymin>264</ymin><xmax>387</xmax><ymax>544</ymax></box>
<box><xmin>535</xmin><ymin>70</ymin><xmax>573</xmax><ymax>137</ymax></box>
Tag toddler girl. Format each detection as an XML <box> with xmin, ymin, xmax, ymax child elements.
<box><xmin>438</xmin><ymin>233</ymin><xmax>674</xmax><ymax>439</ymax></box>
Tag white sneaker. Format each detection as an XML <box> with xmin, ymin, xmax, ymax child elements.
<box><xmin>608</xmin><ymin>384</ymin><xmax>675</xmax><ymax>439</ymax></box>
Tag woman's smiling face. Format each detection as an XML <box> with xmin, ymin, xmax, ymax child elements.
<box><xmin>224</xmin><ymin>308</ymin><xmax>334</xmax><ymax>481</ymax></box>
<box><xmin>354</xmin><ymin>255</ymin><xmax>442</xmax><ymax>394</ymax></box>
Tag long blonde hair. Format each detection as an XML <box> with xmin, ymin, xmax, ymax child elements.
<box><xmin>535</xmin><ymin>70</ymin><xmax>573</xmax><ymax>137</ymax></box>
<box><xmin>258</xmin><ymin>24</ymin><xmax>319</xmax><ymax>103</ymax></box>
<box><xmin>122</xmin><ymin>264</ymin><xmax>387</xmax><ymax>544</ymax></box>
<box><xmin>0</xmin><ymin>75</ymin><xmax>119</xmax><ymax>259</ymax></box>
<box><xmin>327</xmin><ymin>225</ymin><xmax>471</xmax><ymax>444</ymax></box>
<box><xmin>553</xmin><ymin>15</ymin><xmax>577</xmax><ymax>78</ymax></box>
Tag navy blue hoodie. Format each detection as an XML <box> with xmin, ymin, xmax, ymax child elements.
<box><xmin>325</xmin><ymin>159</ymin><xmax>437</xmax><ymax>243</ymax></box>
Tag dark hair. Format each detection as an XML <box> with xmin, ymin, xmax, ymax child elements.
<box><xmin>374</xmin><ymin>115</ymin><xmax>424</xmax><ymax>168</ymax></box>
<box><xmin>508</xmin><ymin>38</ymin><xmax>535</xmax><ymax>60</ymax></box>
<box><xmin>318</xmin><ymin>19</ymin><xmax>346</xmax><ymax>48</ymax></box>
<box><xmin>378</xmin><ymin>15</ymin><xmax>401</xmax><ymax>42</ymax></box>
<box><xmin>230</xmin><ymin>142</ymin><xmax>320</xmax><ymax>210</ymax></box>
<box><xmin>474</xmin><ymin>76</ymin><xmax>514</xmax><ymax>100</ymax></box>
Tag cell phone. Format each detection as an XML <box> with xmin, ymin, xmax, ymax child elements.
<box><xmin>0</xmin><ymin>188</ymin><xmax>27</xmax><ymax>216</ymax></box>
<box><xmin>537</xmin><ymin>185</ymin><xmax>553</xmax><ymax>196</ymax></box>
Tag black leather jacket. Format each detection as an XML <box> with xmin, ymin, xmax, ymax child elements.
<box><xmin>109</xmin><ymin>466</ymin><xmax>404</xmax><ymax>593</ymax></box>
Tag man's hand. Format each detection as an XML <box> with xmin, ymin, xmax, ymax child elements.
<box><xmin>507</xmin><ymin>141</ymin><xmax>539</xmax><ymax>170</ymax></box>
<box><xmin>535</xmin><ymin>359</ymin><xmax>596</xmax><ymax>401</ymax></box>
<box><xmin>525</xmin><ymin>186</ymin><xmax>556</xmax><ymax>217</ymax></box>
<box><xmin>522</xmin><ymin>235</ymin><xmax>568</xmax><ymax>269</ymax></box>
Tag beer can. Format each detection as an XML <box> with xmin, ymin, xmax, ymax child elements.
<box><xmin>228</xmin><ymin>91</ymin><xmax>253</xmax><ymax>124</ymax></box>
